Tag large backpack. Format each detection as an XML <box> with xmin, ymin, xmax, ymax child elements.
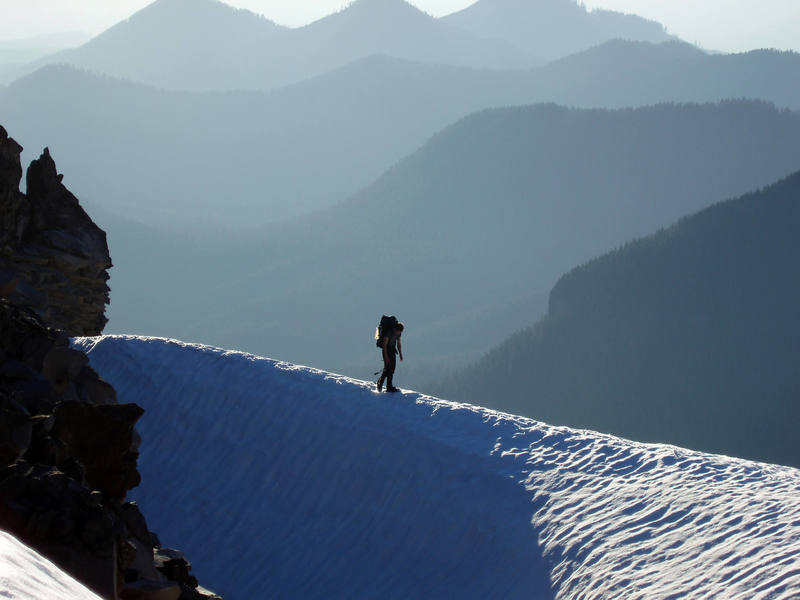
<box><xmin>375</xmin><ymin>315</ymin><xmax>398</xmax><ymax>347</ymax></box>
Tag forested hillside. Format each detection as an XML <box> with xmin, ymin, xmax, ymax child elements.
<box><xmin>431</xmin><ymin>170</ymin><xmax>800</xmax><ymax>467</ymax></box>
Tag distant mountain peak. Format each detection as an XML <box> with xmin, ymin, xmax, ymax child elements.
<box><xmin>346</xmin><ymin>0</ymin><xmax>424</xmax><ymax>10</ymax></box>
<box><xmin>448</xmin><ymin>0</ymin><xmax>588</xmax><ymax>18</ymax></box>
<box><xmin>143</xmin><ymin>0</ymin><xmax>246</xmax><ymax>11</ymax></box>
<box><xmin>443</xmin><ymin>0</ymin><xmax>675</xmax><ymax>60</ymax></box>
<box><xmin>333</xmin><ymin>0</ymin><xmax>431</xmax><ymax>21</ymax></box>
<box><xmin>137</xmin><ymin>0</ymin><xmax>233</xmax><ymax>15</ymax></box>
<box><xmin>125</xmin><ymin>0</ymin><xmax>283</xmax><ymax>28</ymax></box>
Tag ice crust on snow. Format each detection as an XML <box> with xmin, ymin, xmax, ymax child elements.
<box><xmin>0</xmin><ymin>530</ymin><xmax>102</xmax><ymax>600</ymax></box>
<box><xmin>74</xmin><ymin>335</ymin><xmax>800</xmax><ymax>600</ymax></box>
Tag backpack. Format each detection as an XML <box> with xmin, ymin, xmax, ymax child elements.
<box><xmin>375</xmin><ymin>315</ymin><xmax>398</xmax><ymax>348</ymax></box>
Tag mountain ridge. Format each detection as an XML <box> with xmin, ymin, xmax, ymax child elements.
<box><xmin>444</xmin><ymin>0</ymin><xmax>676</xmax><ymax>60</ymax></box>
<box><xmin>16</xmin><ymin>0</ymin><xmax>534</xmax><ymax>91</ymax></box>
<box><xmin>431</xmin><ymin>168</ymin><xmax>800</xmax><ymax>468</ymax></box>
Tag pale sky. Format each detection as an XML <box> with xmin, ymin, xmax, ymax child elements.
<box><xmin>1</xmin><ymin>0</ymin><xmax>799</xmax><ymax>53</ymax></box>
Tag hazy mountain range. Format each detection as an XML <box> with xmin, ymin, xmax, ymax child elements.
<box><xmin>0</xmin><ymin>31</ymin><xmax>90</xmax><ymax>86</ymax></box>
<box><xmin>6</xmin><ymin>0</ymin><xmax>680</xmax><ymax>91</ymax></box>
<box><xmin>0</xmin><ymin>32</ymin><xmax>91</xmax><ymax>65</ymax></box>
<box><xmin>90</xmin><ymin>101</ymin><xmax>800</xmax><ymax>389</ymax></box>
<box><xmin>431</xmin><ymin>169</ymin><xmax>800</xmax><ymax>468</ymax></box>
<box><xmin>443</xmin><ymin>0</ymin><xmax>674</xmax><ymax>60</ymax></box>
<box><xmin>10</xmin><ymin>0</ymin><xmax>531</xmax><ymax>90</ymax></box>
<box><xmin>3</xmin><ymin>42</ymin><xmax>800</xmax><ymax>229</ymax></box>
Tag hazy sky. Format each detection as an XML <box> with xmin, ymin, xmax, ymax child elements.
<box><xmin>1</xmin><ymin>0</ymin><xmax>799</xmax><ymax>53</ymax></box>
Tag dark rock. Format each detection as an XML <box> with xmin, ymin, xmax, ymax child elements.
<box><xmin>121</xmin><ymin>579</ymin><xmax>181</xmax><ymax>600</ymax></box>
<box><xmin>0</xmin><ymin>464</ymin><xmax>28</xmax><ymax>504</ymax></box>
<box><xmin>0</xmin><ymin>408</ymin><xmax>32</xmax><ymax>464</ymax></box>
<box><xmin>42</xmin><ymin>347</ymin><xmax>89</xmax><ymax>394</ymax></box>
<box><xmin>75</xmin><ymin>365</ymin><xmax>117</xmax><ymax>405</ymax></box>
<box><xmin>0</xmin><ymin>299</ymin><xmax>58</xmax><ymax>371</ymax></box>
<box><xmin>81</xmin><ymin>512</ymin><xmax>115</xmax><ymax>553</ymax></box>
<box><xmin>1</xmin><ymin>139</ymin><xmax>111</xmax><ymax>335</ymax></box>
<box><xmin>155</xmin><ymin>548</ymin><xmax>195</xmax><ymax>587</ymax></box>
<box><xmin>8</xmin><ymin>377</ymin><xmax>55</xmax><ymax>412</ymax></box>
<box><xmin>0</xmin><ymin>359</ymin><xmax>41</xmax><ymax>380</ymax></box>
<box><xmin>25</xmin><ymin>416</ymin><xmax>68</xmax><ymax>468</ymax></box>
<box><xmin>121</xmin><ymin>539</ymin><xmax>138</xmax><ymax>568</ymax></box>
<box><xmin>30</xmin><ymin>413</ymin><xmax>54</xmax><ymax>432</ymax></box>
<box><xmin>24</xmin><ymin>434</ymin><xmax>68</xmax><ymax>470</ymax></box>
<box><xmin>52</xmin><ymin>401</ymin><xmax>144</xmax><ymax>500</ymax></box>
<box><xmin>0</xmin><ymin>126</ymin><xmax>23</xmax><ymax>211</ymax></box>
<box><xmin>121</xmin><ymin>501</ymin><xmax>157</xmax><ymax>547</ymax></box>
<box><xmin>50</xmin><ymin>515</ymin><xmax>75</xmax><ymax>538</ymax></box>
<box><xmin>123</xmin><ymin>536</ymin><xmax>165</xmax><ymax>585</ymax></box>
<box><xmin>59</xmin><ymin>456</ymin><xmax>86</xmax><ymax>483</ymax></box>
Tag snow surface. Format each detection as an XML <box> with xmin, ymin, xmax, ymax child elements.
<box><xmin>0</xmin><ymin>530</ymin><xmax>102</xmax><ymax>600</ymax></box>
<box><xmin>74</xmin><ymin>335</ymin><xmax>800</xmax><ymax>600</ymax></box>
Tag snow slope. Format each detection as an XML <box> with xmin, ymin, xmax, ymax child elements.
<box><xmin>74</xmin><ymin>335</ymin><xmax>800</xmax><ymax>600</ymax></box>
<box><xmin>0</xmin><ymin>530</ymin><xmax>102</xmax><ymax>600</ymax></box>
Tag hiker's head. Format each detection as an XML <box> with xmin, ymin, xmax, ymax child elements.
<box><xmin>395</xmin><ymin>322</ymin><xmax>404</xmax><ymax>334</ymax></box>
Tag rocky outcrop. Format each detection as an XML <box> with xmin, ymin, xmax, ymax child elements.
<box><xmin>0</xmin><ymin>126</ymin><xmax>220</xmax><ymax>600</ymax></box>
<box><xmin>0</xmin><ymin>298</ymin><xmax>141</xmax><ymax>597</ymax></box>
<box><xmin>0</xmin><ymin>125</ymin><xmax>111</xmax><ymax>336</ymax></box>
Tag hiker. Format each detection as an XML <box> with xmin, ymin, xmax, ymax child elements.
<box><xmin>377</xmin><ymin>318</ymin><xmax>404</xmax><ymax>393</ymax></box>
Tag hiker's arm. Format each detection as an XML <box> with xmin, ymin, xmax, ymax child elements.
<box><xmin>397</xmin><ymin>338</ymin><xmax>403</xmax><ymax>361</ymax></box>
<box><xmin>382</xmin><ymin>337</ymin><xmax>390</xmax><ymax>363</ymax></box>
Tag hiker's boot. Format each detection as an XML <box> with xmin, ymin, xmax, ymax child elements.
<box><xmin>376</xmin><ymin>376</ymin><xmax>384</xmax><ymax>392</ymax></box>
<box><xmin>386</xmin><ymin>386</ymin><xmax>400</xmax><ymax>393</ymax></box>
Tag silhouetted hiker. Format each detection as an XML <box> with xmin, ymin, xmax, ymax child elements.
<box><xmin>376</xmin><ymin>315</ymin><xmax>404</xmax><ymax>392</ymax></box>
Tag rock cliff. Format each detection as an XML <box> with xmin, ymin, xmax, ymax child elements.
<box><xmin>0</xmin><ymin>126</ymin><xmax>220</xmax><ymax>600</ymax></box>
<box><xmin>0</xmin><ymin>126</ymin><xmax>111</xmax><ymax>335</ymax></box>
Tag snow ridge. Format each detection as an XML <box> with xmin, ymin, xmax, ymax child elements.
<box><xmin>0</xmin><ymin>530</ymin><xmax>102</xmax><ymax>600</ymax></box>
<box><xmin>74</xmin><ymin>335</ymin><xmax>800</xmax><ymax>600</ymax></box>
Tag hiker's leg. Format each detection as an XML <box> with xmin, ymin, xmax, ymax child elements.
<box><xmin>377</xmin><ymin>353</ymin><xmax>390</xmax><ymax>390</ymax></box>
<box><xmin>386</xmin><ymin>353</ymin><xmax>396</xmax><ymax>389</ymax></box>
